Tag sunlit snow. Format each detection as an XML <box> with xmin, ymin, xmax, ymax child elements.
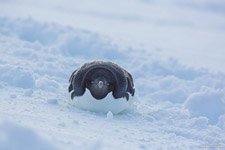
<box><xmin>0</xmin><ymin>0</ymin><xmax>225</xmax><ymax>149</ymax></box>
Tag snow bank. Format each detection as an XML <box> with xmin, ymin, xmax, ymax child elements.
<box><xmin>57</xmin><ymin>32</ymin><xmax>126</xmax><ymax>60</ymax></box>
<box><xmin>0</xmin><ymin>17</ymin><xmax>62</xmax><ymax>45</ymax></box>
<box><xmin>0</xmin><ymin>65</ymin><xmax>35</xmax><ymax>89</ymax></box>
<box><xmin>184</xmin><ymin>87</ymin><xmax>225</xmax><ymax>124</ymax></box>
<box><xmin>0</xmin><ymin>17</ymin><xmax>125</xmax><ymax>61</ymax></box>
<box><xmin>0</xmin><ymin>120</ymin><xmax>55</xmax><ymax>150</ymax></box>
<box><xmin>35</xmin><ymin>75</ymin><xmax>60</xmax><ymax>92</ymax></box>
<box><xmin>217</xmin><ymin>114</ymin><xmax>225</xmax><ymax>130</ymax></box>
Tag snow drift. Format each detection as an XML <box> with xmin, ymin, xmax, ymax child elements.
<box><xmin>0</xmin><ymin>0</ymin><xmax>225</xmax><ymax>149</ymax></box>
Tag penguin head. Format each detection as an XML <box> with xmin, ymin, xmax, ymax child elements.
<box><xmin>87</xmin><ymin>76</ymin><xmax>111</xmax><ymax>100</ymax></box>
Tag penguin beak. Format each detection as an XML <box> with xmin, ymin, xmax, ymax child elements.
<box><xmin>97</xmin><ymin>81</ymin><xmax>104</xmax><ymax>89</ymax></box>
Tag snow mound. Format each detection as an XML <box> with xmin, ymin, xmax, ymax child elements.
<box><xmin>0</xmin><ymin>17</ymin><xmax>125</xmax><ymax>60</ymax></box>
<box><xmin>0</xmin><ymin>65</ymin><xmax>35</xmax><ymax>89</ymax></box>
<box><xmin>70</xmin><ymin>90</ymin><xmax>135</xmax><ymax>114</ymax></box>
<box><xmin>35</xmin><ymin>75</ymin><xmax>60</xmax><ymax>92</ymax></box>
<box><xmin>0</xmin><ymin>120</ymin><xmax>55</xmax><ymax>150</ymax></box>
<box><xmin>184</xmin><ymin>87</ymin><xmax>225</xmax><ymax>124</ymax></box>
<box><xmin>217</xmin><ymin>114</ymin><xmax>225</xmax><ymax>130</ymax></box>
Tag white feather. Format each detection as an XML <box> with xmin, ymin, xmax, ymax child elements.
<box><xmin>69</xmin><ymin>90</ymin><xmax>134</xmax><ymax>114</ymax></box>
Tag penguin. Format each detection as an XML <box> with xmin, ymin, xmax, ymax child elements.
<box><xmin>68</xmin><ymin>61</ymin><xmax>135</xmax><ymax>114</ymax></box>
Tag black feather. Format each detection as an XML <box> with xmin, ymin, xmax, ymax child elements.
<box><xmin>68</xmin><ymin>61</ymin><xmax>135</xmax><ymax>100</ymax></box>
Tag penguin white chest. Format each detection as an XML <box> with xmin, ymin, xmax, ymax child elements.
<box><xmin>69</xmin><ymin>90</ymin><xmax>134</xmax><ymax>114</ymax></box>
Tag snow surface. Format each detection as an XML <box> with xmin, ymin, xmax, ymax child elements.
<box><xmin>0</xmin><ymin>0</ymin><xmax>225</xmax><ymax>149</ymax></box>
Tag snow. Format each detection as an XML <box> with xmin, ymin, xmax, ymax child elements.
<box><xmin>106</xmin><ymin>111</ymin><xmax>114</xmax><ymax>120</ymax></box>
<box><xmin>0</xmin><ymin>120</ymin><xmax>55</xmax><ymax>150</ymax></box>
<box><xmin>0</xmin><ymin>0</ymin><xmax>225</xmax><ymax>149</ymax></box>
<box><xmin>184</xmin><ymin>87</ymin><xmax>225</xmax><ymax>124</ymax></box>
